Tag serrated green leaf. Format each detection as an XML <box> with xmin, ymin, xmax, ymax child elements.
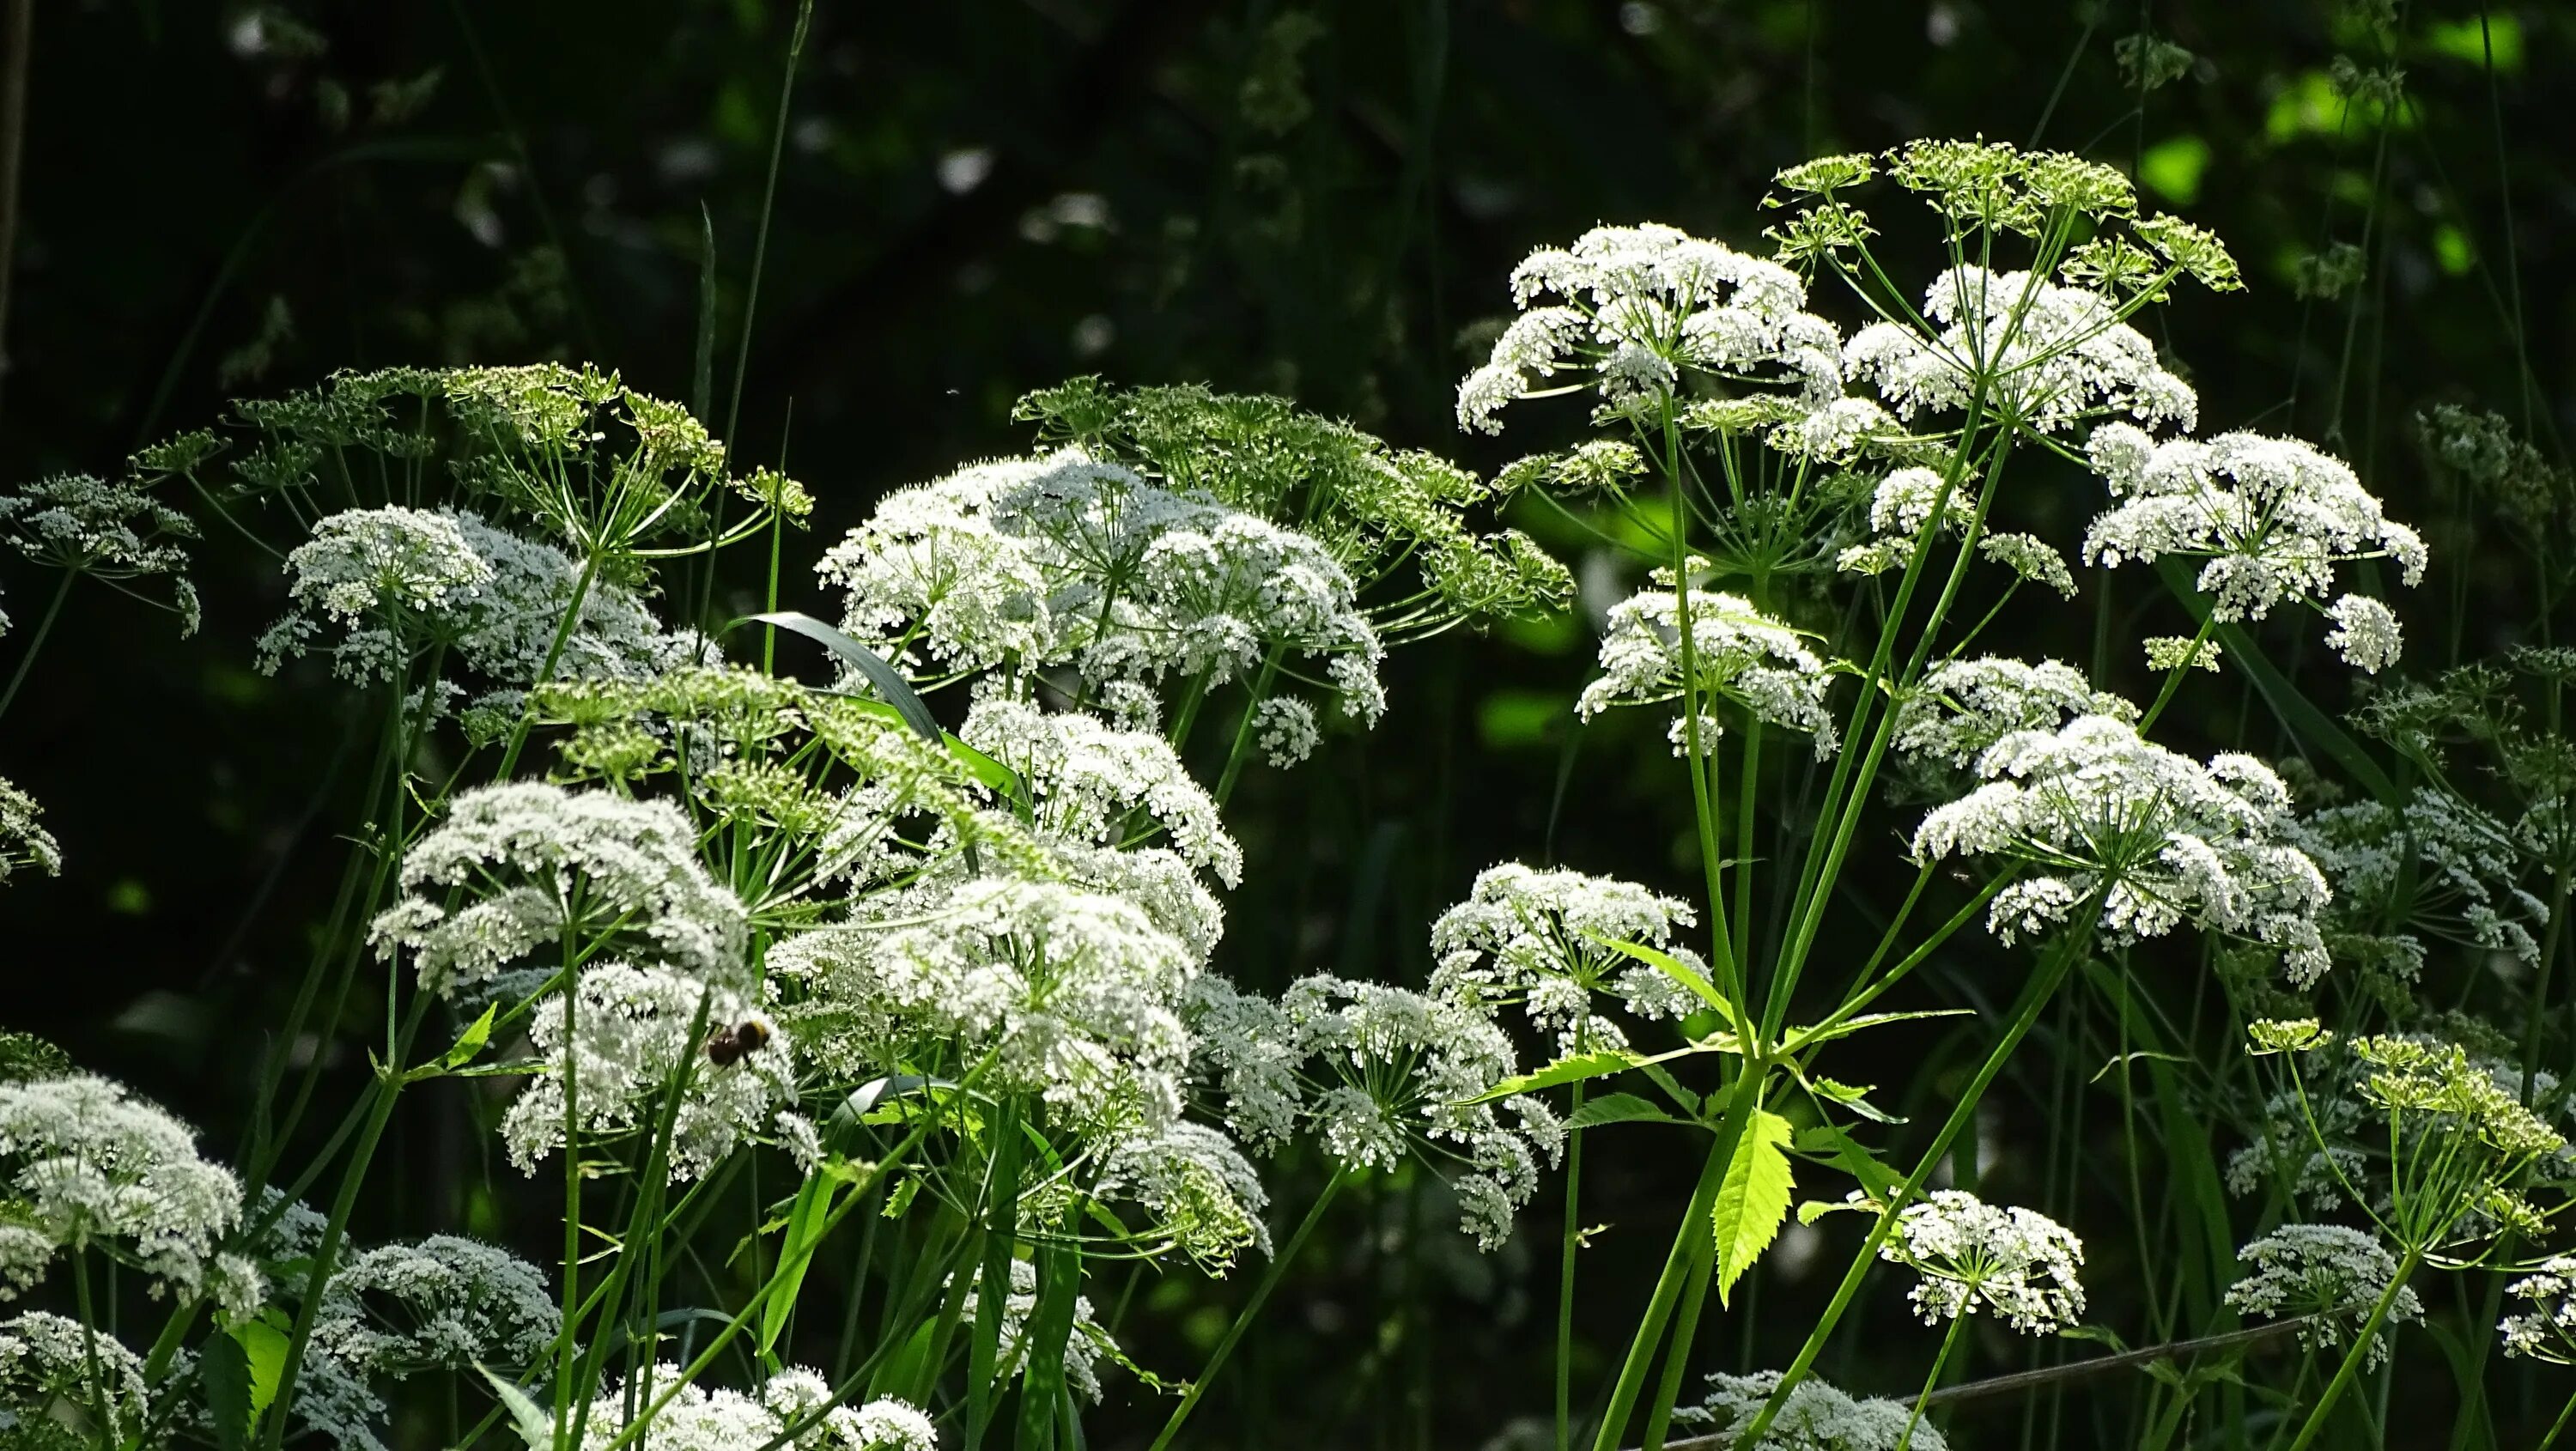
<box><xmin>1781</xmin><ymin>1009</ymin><xmax>1973</xmax><ymax>1053</ymax></box>
<box><xmin>202</xmin><ymin>1330</ymin><xmax>252</xmax><ymax>1451</ymax></box>
<box><xmin>476</xmin><ymin>1363</ymin><xmax>555</xmax><ymax>1450</ymax></box>
<box><xmin>1591</xmin><ymin>935</ymin><xmax>1731</xmax><ymax>1016</ymax></box>
<box><xmin>1466</xmin><ymin>1038</ymin><xmax>1732</xmax><ymax>1105</ymax></box>
<box><xmin>1808</xmin><ymin>1075</ymin><xmax>1905</xmax><ymax>1124</ymax></box>
<box><xmin>1566</xmin><ymin>1092</ymin><xmax>1684</xmax><ymax>1130</ymax></box>
<box><xmin>1710</xmin><ymin>1108</ymin><xmax>1796</xmax><ymax>1307</ymax></box>
<box><xmin>412</xmin><ymin>1003</ymin><xmax>498</xmax><ymax>1081</ymax></box>
<box><xmin>229</xmin><ymin>1319</ymin><xmax>289</xmax><ymax>1417</ymax></box>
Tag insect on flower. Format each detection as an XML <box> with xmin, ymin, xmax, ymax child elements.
<box><xmin>703</xmin><ymin>1017</ymin><xmax>775</xmax><ymax>1068</ymax></box>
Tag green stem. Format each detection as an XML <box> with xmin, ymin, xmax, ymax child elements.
<box><xmin>2282</xmin><ymin>1248</ymin><xmax>2423</xmax><ymax>1451</ymax></box>
<box><xmin>1898</xmin><ymin>1311</ymin><xmax>1970</xmax><ymax>1451</ymax></box>
<box><xmin>72</xmin><ymin>1249</ymin><xmax>117</xmax><ymax>1448</ymax></box>
<box><xmin>0</xmin><ymin>568</ymin><xmax>74</xmax><ymax>723</ymax></box>
<box><xmin>1589</xmin><ymin>1135</ymin><xmax>1733</xmax><ymax>1451</ymax></box>
<box><xmin>1147</xmin><ymin>1169</ymin><xmax>1350</xmax><ymax>1451</ymax></box>
<box><xmin>2535</xmin><ymin>1388</ymin><xmax>2576</xmax><ymax>1451</ymax></box>
<box><xmin>1558</xmin><ymin>1096</ymin><xmax>1587</xmax><ymax>1451</ymax></box>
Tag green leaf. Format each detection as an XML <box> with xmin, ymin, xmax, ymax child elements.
<box><xmin>1781</xmin><ymin>1009</ymin><xmax>1972</xmax><ymax>1054</ymax></box>
<box><xmin>202</xmin><ymin>1330</ymin><xmax>253</xmax><ymax>1451</ymax></box>
<box><xmin>760</xmin><ymin>1174</ymin><xmax>842</xmax><ymax>1357</ymax></box>
<box><xmin>744</xmin><ymin>610</ymin><xmax>945</xmax><ymax>744</ymax></box>
<box><xmin>1795</xmin><ymin>1121</ymin><xmax>1905</xmax><ymax>1200</ymax></box>
<box><xmin>229</xmin><ymin>1319</ymin><xmax>289</xmax><ymax>1417</ymax></box>
<box><xmin>1710</xmin><ymin>1108</ymin><xmax>1796</xmax><ymax>1307</ymax></box>
<box><xmin>410</xmin><ymin>1003</ymin><xmax>498</xmax><ymax>1081</ymax></box>
<box><xmin>476</xmin><ymin>1363</ymin><xmax>556</xmax><ymax>1450</ymax></box>
<box><xmin>1807</xmin><ymin>1076</ymin><xmax>1905</xmax><ymax>1125</ymax></box>
<box><xmin>1467</xmin><ymin>1039</ymin><xmax>1731</xmax><ymax>1105</ymax></box>
<box><xmin>1592</xmin><ymin>935</ymin><xmax>1731</xmax><ymax>1016</ymax></box>
<box><xmin>1566</xmin><ymin>1092</ymin><xmax>1685</xmax><ymax>1130</ymax></box>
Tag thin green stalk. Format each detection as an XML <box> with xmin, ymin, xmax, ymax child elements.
<box><xmin>0</xmin><ymin>568</ymin><xmax>72</xmax><ymax>722</ymax></box>
<box><xmin>1589</xmin><ymin>1132</ymin><xmax>1733</xmax><ymax>1451</ymax></box>
<box><xmin>1898</xmin><ymin>1310</ymin><xmax>1971</xmax><ymax>1451</ymax></box>
<box><xmin>1147</xmin><ymin>1169</ymin><xmax>1350</xmax><ymax>1451</ymax></box>
<box><xmin>723</xmin><ymin>0</ymin><xmax>813</xmax><ymax>451</ymax></box>
<box><xmin>2283</xmin><ymin>1247</ymin><xmax>2423</xmax><ymax>1451</ymax></box>
<box><xmin>1637</xmin><ymin>1206</ymin><xmax>1718</xmax><ymax>1451</ymax></box>
<box><xmin>553</xmin><ymin>922</ymin><xmax>586</xmax><ymax>1450</ymax></box>
<box><xmin>1558</xmin><ymin>1086</ymin><xmax>1587</xmax><ymax>1451</ymax></box>
<box><xmin>1738</xmin><ymin>918</ymin><xmax>2099</xmax><ymax>1445</ymax></box>
<box><xmin>2535</xmin><ymin>1389</ymin><xmax>2576</xmax><ymax>1451</ymax></box>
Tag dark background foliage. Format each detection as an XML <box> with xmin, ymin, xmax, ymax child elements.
<box><xmin>3</xmin><ymin>1</ymin><xmax>2572</xmax><ymax>1445</ymax></box>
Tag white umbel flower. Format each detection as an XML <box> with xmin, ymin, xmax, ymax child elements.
<box><xmin>1911</xmin><ymin>714</ymin><xmax>2331</xmax><ymax>983</ymax></box>
<box><xmin>1844</xmin><ymin>266</ymin><xmax>2196</xmax><ymax>434</ymax></box>
<box><xmin>1891</xmin><ymin>658</ymin><xmax>2136</xmax><ymax>769</ymax></box>
<box><xmin>962</xmin><ymin>697</ymin><xmax>1242</xmax><ymax>885</ymax></box>
<box><xmin>2501</xmin><ymin>1255</ymin><xmax>2576</xmax><ymax>1363</ymax></box>
<box><xmin>1430</xmin><ymin>863</ymin><xmax>1704</xmax><ymax>1050</ymax></box>
<box><xmin>368</xmin><ymin>782</ymin><xmax>749</xmax><ymax>997</ymax></box>
<box><xmin>1676</xmin><ymin>1369</ymin><xmax>1946</xmax><ymax>1450</ymax></box>
<box><xmin>2324</xmin><ymin>593</ymin><xmax>2403</xmax><ymax>674</ymax></box>
<box><xmin>0</xmin><ymin>1310</ymin><xmax>154</xmax><ymax>1450</ymax></box>
<box><xmin>1251</xmin><ymin>695</ymin><xmax>1321</xmax><ymax>768</ymax></box>
<box><xmin>0</xmin><ymin>1075</ymin><xmax>242</xmax><ymax>1303</ymax></box>
<box><xmin>1581</xmin><ymin>587</ymin><xmax>1838</xmax><ymax>757</ymax></box>
<box><xmin>2225</xmin><ymin>1223</ymin><xmax>2421</xmax><ymax>1369</ymax></box>
<box><xmin>1096</xmin><ymin>1119</ymin><xmax>1273</xmax><ymax>1272</ymax></box>
<box><xmin>0</xmin><ymin>472</ymin><xmax>202</xmax><ymax>634</ymax></box>
<box><xmin>1458</xmin><ymin>223</ymin><xmax>1843</xmax><ymax>433</ymax></box>
<box><xmin>502</xmin><ymin>964</ymin><xmax>793</xmax><ymax>1181</ymax></box>
<box><xmin>0</xmin><ymin>777</ymin><xmax>60</xmax><ymax>883</ymax></box>
<box><xmin>298</xmin><ymin>1236</ymin><xmax>559</xmax><ymax>1451</ymax></box>
<box><xmin>568</xmin><ymin>1368</ymin><xmax>935</xmax><ymax>1451</ymax></box>
<box><xmin>2081</xmin><ymin>425</ymin><xmax>2425</xmax><ymax>658</ymax></box>
<box><xmin>955</xmin><ymin>1259</ymin><xmax>1112</xmax><ymax>1404</ymax></box>
<box><xmin>1879</xmin><ymin>1189</ymin><xmax>2087</xmax><ymax>1334</ymax></box>
<box><xmin>1282</xmin><ymin>974</ymin><xmax>1561</xmax><ymax>1249</ymax></box>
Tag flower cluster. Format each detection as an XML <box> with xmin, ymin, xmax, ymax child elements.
<box><xmin>2289</xmin><ymin>789</ymin><xmax>2546</xmax><ymax>984</ymax></box>
<box><xmin>1879</xmin><ymin>1190</ymin><xmax>2087</xmax><ymax>1335</ymax></box>
<box><xmin>0</xmin><ymin>778</ymin><xmax>59</xmax><ymax>883</ymax></box>
<box><xmin>568</xmin><ymin>1369</ymin><xmax>934</xmax><ymax>1451</ymax></box>
<box><xmin>0</xmin><ymin>471</ymin><xmax>201</xmax><ymax>634</ymax></box>
<box><xmin>1845</xmin><ymin>266</ymin><xmax>2196</xmax><ymax>434</ymax></box>
<box><xmin>1580</xmin><ymin>586</ymin><xmax>1838</xmax><ymax>757</ymax></box>
<box><xmin>2501</xmin><ymin>1256</ymin><xmax>2576</xmax><ymax>1363</ymax></box>
<box><xmin>956</xmin><ymin>1257</ymin><xmax>1115</xmax><ymax>1404</ymax></box>
<box><xmin>2083</xmin><ymin>426</ymin><xmax>2424</xmax><ymax>668</ymax></box>
<box><xmin>368</xmin><ymin>782</ymin><xmax>749</xmax><ymax>998</ymax></box>
<box><xmin>1</xmin><ymin>1309</ymin><xmax>155</xmax><ymax>1450</ymax></box>
<box><xmin>961</xmin><ymin>696</ymin><xmax>1242</xmax><ymax>886</ymax></box>
<box><xmin>0</xmin><ymin>1075</ymin><xmax>252</xmax><ymax>1310</ymax></box>
<box><xmin>1912</xmin><ymin>713</ymin><xmax>2331</xmax><ymax>982</ymax></box>
<box><xmin>2224</xmin><ymin>1223</ymin><xmax>2421</xmax><ymax>1369</ymax></box>
<box><xmin>501</xmin><ymin>963</ymin><xmax>796</xmax><ymax>1181</ymax></box>
<box><xmin>1429</xmin><ymin>864</ymin><xmax>1704</xmax><ymax>1050</ymax></box>
<box><xmin>296</xmin><ymin>1236</ymin><xmax>559</xmax><ymax>1451</ymax></box>
<box><xmin>1457</xmin><ymin>223</ymin><xmax>1842</xmax><ymax>433</ymax></box>
<box><xmin>1890</xmin><ymin>657</ymin><xmax>2136</xmax><ymax>769</ymax></box>
<box><xmin>1281</xmin><ymin>974</ymin><xmax>1560</xmax><ymax>1248</ymax></box>
<box><xmin>1675</xmin><ymin>1369</ymin><xmax>1946</xmax><ymax>1451</ymax></box>
<box><xmin>816</xmin><ymin>452</ymin><xmax>1382</xmax><ymax>721</ymax></box>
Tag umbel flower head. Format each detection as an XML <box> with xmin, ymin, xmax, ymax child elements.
<box><xmin>1844</xmin><ymin>265</ymin><xmax>2196</xmax><ymax>435</ymax></box>
<box><xmin>1457</xmin><ymin>222</ymin><xmax>1843</xmax><ymax>434</ymax></box>
<box><xmin>1094</xmin><ymin>1118</ymin><xmax>1273</xmax><ymax>1273</ymax></box>
<box><xmin>2288</xmin><ymin>788</ymin><xmax>2547</xmax><ymax>984</ymax></box>
<box><xmin>1280</xmin><ymin>974</ymin><xmax>1562</xmax><ymax>1249</ymax></box>
<box><xmin>2082</xmin><ymin>425</ymin><xmax>2425</xmax><ymax>671</ymax></box>
<box><xmin>0</xmin><ymin>471</ymin><xmax>202</xmax><ymax>635</ymax></box>
<box><xmin>368</xmin><ymin>782</ymin><xmax>749</xmax><ymax>998</ymax></box>
<box><xmin>1890</xmin><ymin>657</ymin><xmax>2136</xmax><ymax>770</ymax></box>
<box><xmin>1878</xmin><ymin>1189</ymin><xmax>2087</xmax><ymax>1335</ymax></box>
<box><xmin>961</xmin><ymin>696</ymin><xmax>1242</xmax><ymax>886</ymax></box>
<box><xmin>0</xmin><ymin>1075</ymin><xmax>252</xmax><ymax>1310</ymax></box>
<box><xmin>816</xmin><ymin>452</ymin><xmax>1383</xmax><ymax>721</ymax></box>
<box><xmin>2501</xmin><ymin>1255</ymin><xmax>2576</xmax><ymax>1363</ymax></box>
<box><xmin>1</xmin><ymin>1310</ymin><xmax>155</xmax><ymax>1451</ymax></box>
<box><xmin>1675</xmin><ymin>1369</ymin><xmax>1946</xmax><ymax>1451</ymax></box>
<box><xmin>2224</xmin><ymin>1223</ymin><xmax>2422</xmax><ymax>1370</ymax></box>
<box><xmin>770</xmin><ymin>871</ymin><xmax>1201</xmax><ymax>1132</ymax></box>
<box><xmin>295</xmin><ymin>1236</ymin><xmax>559</xmax><ymax>1451</ymax></box>
<box><xmin>501</xmin><ymin>963</ymin><xmax>795</xmax><ymax>1181</ymax></box>
<box><xmin>1429</xmin><ymin>863</ymin><xmax>1706</xmax><ymax>1050</ymax></box>
<box><xmin>0</xmin><ymin>777</ymin><xmax>61</xmax><ymax>883</ymax></box>
<box><xmin>1580</xmin><ymin>583</ymin><xmax>1839</xmax><ymax>758</ymax></box>
<box><xmin>568</xmin><ymin>1368</ymin><xmax>934</xmax><ymax>1451</ymax></box>
<box><xmin>1911</xmin><ymin>713</ymin><xmax>2332</xmax><ymax>984</ymax></box>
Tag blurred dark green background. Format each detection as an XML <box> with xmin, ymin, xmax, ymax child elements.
<box><xmin>2</xmin><ymin>1</ymin><xmax>2571</xmax><ymax>1446</ymax></box>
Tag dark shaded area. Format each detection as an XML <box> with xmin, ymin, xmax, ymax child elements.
<box><xmin>3</xmin><ymin>1</ymin><xmax>2573</xmax><ymax>1446</ymax></box>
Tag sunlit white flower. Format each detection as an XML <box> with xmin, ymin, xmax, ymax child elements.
<box><xmin>1880</xmin><ymin>1190</ymin><xmax>2086</xmax><ymax>1334</ymax></box>
<box><xmin>0</xmin><ymin>778</ymin><xmax>59</xmax><ymax>883</ymax></box>
<box><xmin>1430</xmin><ymin>864</ymin><xmax>1704</xmax><ymax>1050</ymax></box>
<box><xmin>1581</xmin><ymin>587</ymin><xmax>1838</xmax><ymax>757</ymax></box>
<box><xmin>1096</xmin><ymin>1120</ymin><xmax>1273</xmax><ymax>1272</ymax></box>
<box><xmin>2501</xmin><ymin>1255</ymin><xmax>2576</xmax><ymax>1363</ymax></box>
<box><xmin>1676</xmin><ymin>1369</ymin><xmax>1945</xmax><ymax>1450</ymax></box>
<box><xmin>1844</xmin><ymin>266</ymin><xmax>2195</xmax><ymax>434</ymax></box>
<box><xmin>2082</xmin><ymin>426</ymin><xmax>2425</xmax><ymax>658</ymax></box>
<box><xmin>0</xmin><ymin>1075</ymin><xmax>241</xmax><ymax>1303</ymax></box>
<box><xmin>1252</xmin><ymin>695</ymin><xmax>1321</xmax><ymax>768</ymax></box>
<box><xmin>962</xmin><ymin>697</ymin><xmax>1241</xmax><ymax>885</ymax></box>
<box><xmin>297</xmin><ymin>1236</ymin><xmax>559</xmax><ymax>1451</ymax></box>
<box><xmin>569</xmin><ymin>1368</ymin><xmax>935</xmax><ymax>1451</ymax></box>
<box><xmin>1977</xmin><ymin>532</ymin><xmax>2076</xmax><ymax>598</ymax></box>
<box><xmin>1459</xmin><ymin>223</ymin><xmax>1843</xmax><ymax>433</ymax></box>
<box><xmin>2289</xmin><ymin>790</ymin><xmax>2544</xmax><ymax>980</ymax></box>
<box><xmin>2142</xmin><ymin>635</ymin><xmax>2222</xmax><ymax>673</ymax></box>
<box><xmin>2324</xmin><ymin>593</ymin><xmax>2403</xmax><ymax>673</ymax></box>
<box><xmin>1182</xmin><ymin>978</ymin><xmax>1306</xmax><ymax>1155</ymax></box>
<box><xmin>2225</xmin><ymin>1223</ymin><xmax>2421</xmax><ymax>1370</ymax></box>
<box><xmin>0</xmin><ymin>471</ymin><xmax>202</xmax><ymax>634</ymax></box>
<box><xmin>1891</xmin><ymin>658</ymin><xmax>2136</xmax><ymax>769</ymax></box>
<box><xmin>368</xmin><ymin>782</ymin><xmax>749</xmax><ymax>997</ymax></box>
<box><xmin>1282</xmin><ymin>974</ymin><xmax>1560</xmax><ymax>1249</ymax></box>
<box><xmin>502</xmin><ymin>964</ymin><xmax>793</xmax><ymax>1181</ymax></box>
<box><xmin>1911</xmin><ymin>714</ymin><xmax>2331</xmax><ymax>983</ymax></box>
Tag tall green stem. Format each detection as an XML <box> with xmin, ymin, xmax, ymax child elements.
<box><xmin>0</xmin><ymin>568</ymin><xmax>72</xmax><ymax>723</ymax></box>
<box><xmin>1148</xmin><ymin>1169</ymin><xmax>1349</xmax><ymax>1451</ymax></box>
<box><xmin>1898</xmin><ymin>1311</ymin><xmax>1970</xmax><ymax>1451</ymax></box>
<box><xmin>1557</xmin><ymin>1090</ymin><xmax>1587</xmax><ymax>1451</ymax></box>
<box><xmin>2283</xmin><ymin>1248</ymin><xmax>2423</xmax><ymax>1451</ymax></box>
<box><xmin>1589</xmin><ymin>1136</ymin><xmax>1732</xmax><ymax>1451</ymax></box>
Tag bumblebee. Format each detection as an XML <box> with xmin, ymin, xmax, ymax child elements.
<box><xmin>703</xmin><ymin>1017</ymin><xmax>773</xmax><ymax>1067</ymax></box>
